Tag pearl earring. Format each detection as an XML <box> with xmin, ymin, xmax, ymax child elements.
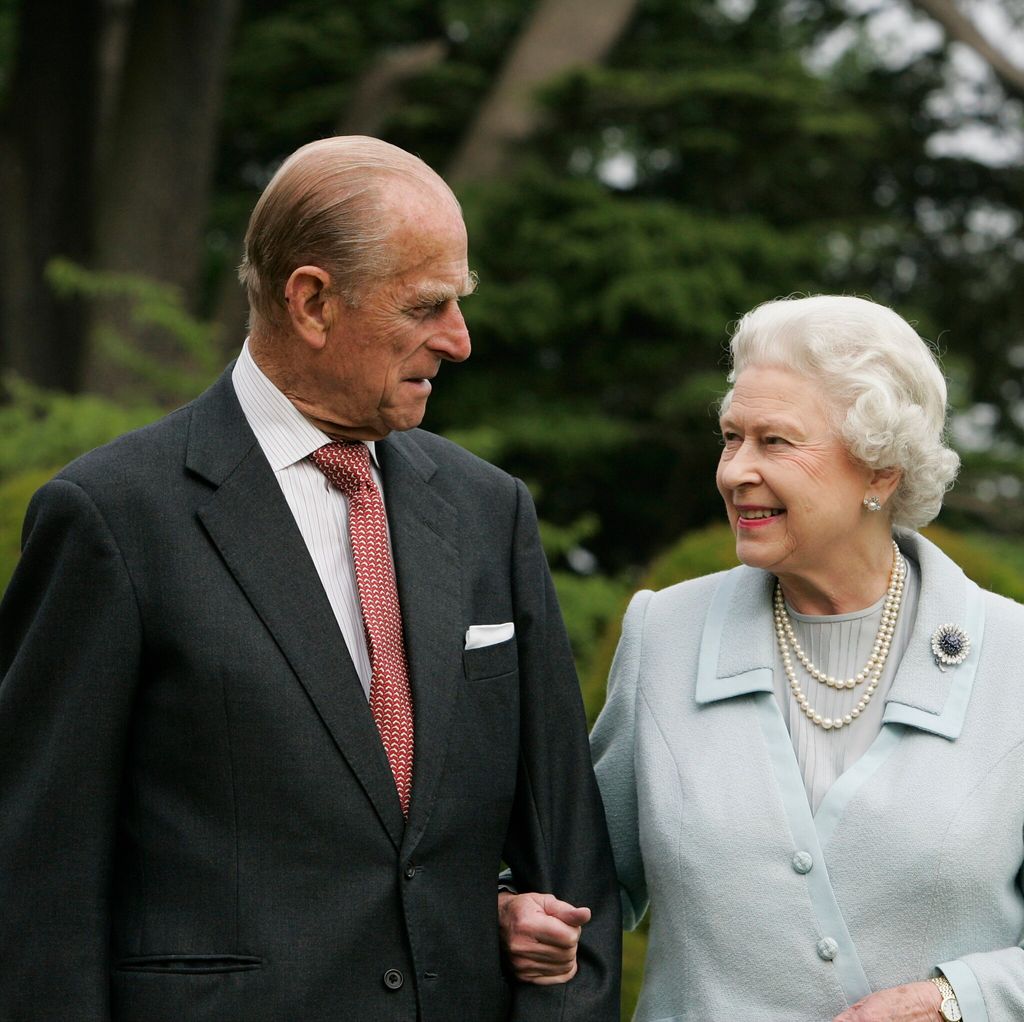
<box><xmin>863</xmin><ymin>496</ymin><xmax>882</xmax><ymax>512</ymax></box>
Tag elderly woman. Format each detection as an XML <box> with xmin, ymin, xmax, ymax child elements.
<box><xmin>500</xmin><ymin>295</ymin><xmax>1024</xmax><ymax>1021</ymax></box>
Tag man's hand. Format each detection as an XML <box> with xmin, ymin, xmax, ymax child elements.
<box><xmin>498</xmin><ymin>891</ymin><xmax>592</xmax><ymax>985</ymax></box>
<box><xmin>832</xmin><ymin>980</ymin><xmax>944</xmax><ymax>1021</ymax></box>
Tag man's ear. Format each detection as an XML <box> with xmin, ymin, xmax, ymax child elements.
<box><xmin>284</xmin><ymin>265</ymin><xmax>333</xmax><ymax>350</ymax></box>
<box><xmin>869</xmin><ymin>465</ymin><xmax>902</xmax><ymax>504</ymax></box>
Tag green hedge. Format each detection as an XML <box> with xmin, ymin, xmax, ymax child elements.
<box><xmin>0</xmin><ymin>468</ymin><xmax>60</xmax><ymax>595</ymax></box>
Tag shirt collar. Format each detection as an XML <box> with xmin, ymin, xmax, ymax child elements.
<box><xmin>232</xmin><ymin>339</ymin><xmax>379</xmax><ymax>471</ymax></box>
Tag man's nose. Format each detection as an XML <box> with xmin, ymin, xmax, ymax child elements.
<box><xmin>429</xmin><ymin>304</ymin><xmax>471</xmax><ymax>363</ymax></box>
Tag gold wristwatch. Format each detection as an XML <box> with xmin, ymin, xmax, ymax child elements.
<box><xmin>930</xmin><ymin>975</ymin><xmax>962</xmax><ymax>1021</ymax></box>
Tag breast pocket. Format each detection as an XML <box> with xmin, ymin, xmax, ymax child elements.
<box><xmin>462</xmin><ymin>635</ymin><xmax>518</xmax><ymax>682</ymax></box>
<box><xmin>450</xmin><ymin>637</ymin><xmax>520</xmax><ymax>797</ymax></box>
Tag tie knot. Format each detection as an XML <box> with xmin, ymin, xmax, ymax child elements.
<box><xmin>310</xmin><ymin>441</ymin><xmax>374</xmax><ymax>496</ymax></box>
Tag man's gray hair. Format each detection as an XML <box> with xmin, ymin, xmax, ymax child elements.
<box><xmin>721</xmin><ymin>294</ymin><xmax>960</xmax><ymax>530</ymax></box>
<box><xmin>239</xmin><ymin>136</ymin><xmax>460</xmax><ymax>332</ymax></box>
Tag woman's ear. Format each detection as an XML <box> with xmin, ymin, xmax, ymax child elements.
<box><xmin>869</xmin><ymin>466</ymin><xmax>902</xmax><ymax>504</ymax></box>
<box><xmin>284</xmin><ymin>265</ymin><xmax>333</xmax><ymax>350</ymax></box>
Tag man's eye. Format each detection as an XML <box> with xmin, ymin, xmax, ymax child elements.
<box><xmin>412</xmin><ymin>301</ymin><xmax>448</xmax><ymax>318</ymax></box>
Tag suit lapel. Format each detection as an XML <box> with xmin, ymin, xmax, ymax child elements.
<box><xmin>377</xmin><ymin>432</ymin><xmax>463</xmax><ymax>855</ymax></box>
<box><xmin>186</xmin><ymin>369</ymin><xmax>406</xmax><ymax>847</ymax></box>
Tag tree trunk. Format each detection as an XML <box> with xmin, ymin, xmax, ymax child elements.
<box><xmin>337</xmin><ymin>39</ymin><xmax>449</xmax><ymax>137</ymax></box>
<box><xmin>0</xmin><ymin>0</ymin><xmax>102</xmax><ymax>392</ymax></box>
<box><xmin>87</xmin><ymin>0</ymin><xmax>241</xmax><ymax>393</ymax></box>
<box><xmin>446</xmin><ymin>0</ymin><xmax>640</xmax><ymax>185</ymax></box>
<box><xmin>909</xmin><ymin>0</ymin><xmax>1024</xmax><ymax>100</ymax></box>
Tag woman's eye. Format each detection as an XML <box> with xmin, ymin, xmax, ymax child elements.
<box><xmin>764</xmin><ymin>436</ymin><xmax>787</xmax><ymax>445</ymax></box>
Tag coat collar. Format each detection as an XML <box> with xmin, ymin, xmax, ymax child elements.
<box><xmin>695</xmin><ymin>529</ymin><xmax>986</xmax><ymax>740</ymax></box>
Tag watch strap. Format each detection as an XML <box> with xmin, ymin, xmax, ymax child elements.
<box><xmin>930</xmin><ymin>975</ymin><xmax>962</xmax><ymax>1021</ymax></box>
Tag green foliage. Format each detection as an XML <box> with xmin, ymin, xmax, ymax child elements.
<box><xmin>551</xmin><ymin>569</ymin><xmax>632</xmax><ymax>695</ymax></box>
<box><xmin>921</xmin><ymin>524</ymin><xmax>1024</xmax><ymax>603</ymax></box>
<box><xmin>0</xmin><ymin>376</ymin><xmax>160</xmax><ymax>483</ymax></box>
<box><xmin>46</xmin><ymin>259</ymin><xmax>222</xmax><ymax>402</ymax></box>
<box><xmin>211</xmin><ymin>0</ymin><xmax>1023</xmax><ymax>579</ymax></box>
<box><xmin>621</xmin><ymin>928</ymin><xmax>649</xmax><ymax>1022</ymax></box>
<box><xmin>0</xmin><ymin>368</ymin><xmax>162</xmax><ymax>592</ymax></box>
<box><xmin>581</xmin><ymin>523</ymin><xmax>739</xmax><ymax>718</ymax></box>
<box><xmin>0</xmin><ymin>467</ymin><xmax>54</xmax><ymax>595</ymax></box>
<box><xmin>0</xmin><ymin>260</ymin><xmax>224</xmax><ymax>591</ymax></box>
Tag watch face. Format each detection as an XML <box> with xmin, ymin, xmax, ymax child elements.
<box><xmin>940</xmin><ymin>995</ymin><xmax>962</xmax><ymax>1021</ymax></box>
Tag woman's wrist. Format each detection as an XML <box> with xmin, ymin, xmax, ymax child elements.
<box><xmin>929</xmin><ymin>974</ymin><xmax>962</xmax><ymax>1021</ymax></box>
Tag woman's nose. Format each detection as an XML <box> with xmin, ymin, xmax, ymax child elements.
<box><xmin>718</xmin><ymin>442</ymin><xmax>762</xmax><ymax>489</ymax></box>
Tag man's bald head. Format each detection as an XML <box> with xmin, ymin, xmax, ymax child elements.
<box><xmin>239</xmin><ymin>136</ymin><xmax>462</xmax><ymax>335</ymax></box>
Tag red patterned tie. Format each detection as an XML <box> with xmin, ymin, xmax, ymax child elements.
<box><xmin>310</xmin><ymin>441</ymin><xmax>414</xmax><ymax>816</ymax></box>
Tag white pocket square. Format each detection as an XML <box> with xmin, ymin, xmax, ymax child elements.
<box><xmin>464</xmin><ymin>622</ymin><xmax>515</xmax><ymax>650</ymax></box>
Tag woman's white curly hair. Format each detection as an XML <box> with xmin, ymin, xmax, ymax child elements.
<box><xmin>721</xmin><ymin>295</ymin><xmax>960</xmax><ymax>530</ymax></box>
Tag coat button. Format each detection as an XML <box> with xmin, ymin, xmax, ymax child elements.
<box><xmin>817</xmin><ymin>938</ymin><xmax>839</xmax><ymax>961</ymax></box>
<box><xmin>404</xmin><ymin>864</ymin><xmax>417</xmax><ymax>880</ymax></box>
<box><xmin>383</xmin><ymin>969</ymin><xmax>404</xmax><ymax>990</ymax></box>
<box><xmin>792</xmin><ymin>851</ymin><xmax>813</xmax><ymax>874</ymax></box>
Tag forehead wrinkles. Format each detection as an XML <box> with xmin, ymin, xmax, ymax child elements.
<box><xmin>724</xmin><ymin>372</ymin><xmax>832</xmax><ymax>432</ymax></box>
<box><xmin>720</xmin><ymin>392</ymin><xmax>808</xmax><ymax>432</ymax></box>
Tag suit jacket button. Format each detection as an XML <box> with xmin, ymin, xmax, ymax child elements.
<box><xmin>383</xmin><ymin>969</ymin><xmax>404</xmax><ymax>990</ymax></box>
<box><xmin>404</xmin><ymin>865</ymin><xmax>417</xmax><ymax>879</ymax></box>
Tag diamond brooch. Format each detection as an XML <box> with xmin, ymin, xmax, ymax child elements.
<box><xmin>931</xmin><ymin>623</ymin><xmax>970</xmax><ymax>671</ymax></box>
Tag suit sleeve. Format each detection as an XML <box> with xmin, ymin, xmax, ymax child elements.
<box><xmin>0</xmin><ymin>478</ymin><xmax>142</xmax><ymax>1020</ymax></box>
<box><xmin>502</xmin><ymin>479</ymin><xmax>622</xmax><ymax>1022</ymax></box>
<box><xmin>589</xmin><ymin>589</ymin><xmax>652</xmax><ymax>931</ymax></box>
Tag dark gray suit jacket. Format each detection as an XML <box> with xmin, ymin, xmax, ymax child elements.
<box><xmin>0</xmin><ymin>367</ymin><xmax>621</xmax><ymax>1021</ymax></box>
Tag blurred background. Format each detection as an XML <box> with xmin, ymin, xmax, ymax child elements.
<box><xmin>1</xmin><ymin>0</ymin><xmax>1023</xmax><ymax>1014</ymax></box>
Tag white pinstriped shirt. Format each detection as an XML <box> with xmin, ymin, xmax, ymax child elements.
<box><xmin>232</xmin><ymin>340</ymin><xmax>386</xmax><ymax>699</ymax></box>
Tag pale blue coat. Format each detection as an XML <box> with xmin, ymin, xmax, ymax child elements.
<box><xmin>593</xmin><ymin>530</ymin><xmax>1024</xmax><ymax>1021</ymax></box>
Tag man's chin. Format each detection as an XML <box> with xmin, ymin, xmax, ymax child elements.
<box><xmin>382</xmin><ymin>405</ymin><xmax>428</xmax><ymax>434</ymax></box>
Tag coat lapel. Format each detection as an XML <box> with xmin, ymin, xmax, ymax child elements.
<box><xmin>185</xmin><ymin>369</ymin><xmax>406</xmax><ymax>847</ymax></box>
<box><xmin>376</xmin><ymin>431</ymin><xmax>463</xmax><ymax>855</ymax></box>
<box><xmin>881</xmin><ymin>529</ymin><xmax>987</xmax><ymax>740</ymax></box>
<box><xmin>695</xmin><ymin>564</ymin><xmax>776</xmax><ymax>705</ymax></box>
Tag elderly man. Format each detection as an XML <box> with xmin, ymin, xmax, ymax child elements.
<box><xmin>0</xmin><ymin>137</ymin><xmax>620</xmax><ymax>1021</ymax></box>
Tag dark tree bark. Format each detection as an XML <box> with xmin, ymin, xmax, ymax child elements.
<box><xmin>87</xmin><ymin>0</ymin><xmax>241</xmax><ymax>392</ymax></box>
<box><xmin>0</xmin><ymin>0</ymin><xmax>103</xmax><ymax>391</ymax></box>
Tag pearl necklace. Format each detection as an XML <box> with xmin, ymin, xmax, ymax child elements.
<box><xmin>773</xmin><ymin>540</ymin><xmax>906</xmax><ymax>731</ymax></box>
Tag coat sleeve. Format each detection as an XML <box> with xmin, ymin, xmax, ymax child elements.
<box><xmin>0</xmin><ymin>478</ymin><xmax>142</xmax><ymax>1020</ymax></box>
<box><xmin>501</xmin><ymin>479</ymin><xmax>622</xmax><ymax>1022</ymax></box>
<box><xmin>938</xmin><ymin>935</ymin><xmax>1024</xmax><ymax>1018</ymax></box>
<box><xmin>590</xmin><ymin>589</ymin><xmax>651</xmax><ymax>931</ymax></box>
